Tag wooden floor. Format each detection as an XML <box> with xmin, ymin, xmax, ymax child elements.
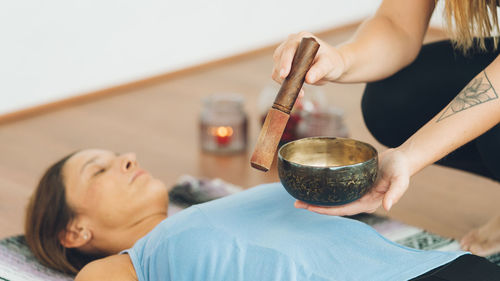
<box><xmin>1</xmin><ymin>25</ymin><xmax>499</xmax><ymax>241</ymax></box>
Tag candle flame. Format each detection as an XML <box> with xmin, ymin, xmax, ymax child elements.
<box><xmin>208</xmin><ymin>126</ymin><xmax>234</xmax><ymax>137</ymax></box>
<box><xmin>216</xmin><ymin>126</ymin><xmax>233</xmax><ymax>137</ymax></box>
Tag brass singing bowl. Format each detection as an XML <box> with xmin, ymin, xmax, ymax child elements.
<box><xmin>278</xmin><ymin>137</ymin><xmax>378</xmax><ymax>206</ymax></box>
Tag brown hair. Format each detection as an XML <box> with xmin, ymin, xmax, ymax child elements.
<box><xmin>443</xmin><ymin>0</ymin><xmax>499</xmax><ymax>52</ymax></box>
<box><xmin>24</xmin><ymin>152</ymin><xmax>96</xmax><ymax>275</ymax></box>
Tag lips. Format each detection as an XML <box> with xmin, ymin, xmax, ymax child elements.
<box><xmin>130</xmin><ymin>169</ymin><xmax>147</xmax><ymax>184</ymax></box>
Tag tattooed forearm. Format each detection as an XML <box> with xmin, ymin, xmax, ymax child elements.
<box><xmin>437</xmin><ymin>71</ymin><xmax>498</xmax><ymax>122</ymax></box>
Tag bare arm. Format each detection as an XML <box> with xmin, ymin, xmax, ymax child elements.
<box><xmin>339</xmin><ymin>0</ymin><xmax>435</xmax><ymax>82</ymax></box>
<box><xmin>272</xmin><ymin>0</ymin><xmax>435</xmax><ymax>84</ymax></box>
<box><xmin>374</xmin><ymin>55</ymin><xmax>500</xmax><ymax>211</ymax></box>
<box><xmin>296</xmin><ymin>55</ymin><xmax>500</xmax><ymax>216</ymax></box>
<box><xmin>399</xmin><ymin>58</ymin><xmax>500</xmax><ymax>177</ymax></box>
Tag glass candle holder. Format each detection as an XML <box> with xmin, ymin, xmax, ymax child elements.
<box><xmin>258</xmin><ymin>84</ymin><xmax>329</xmax><ymax>145</ymax></box>
<box><xmin>199</xmin><ymin>94</ymin><xmax>248</xmax><ymax>154</ymax></box>
<box><xmin>296</xmin><ymin>107</ymin><xmax>349</xmax><ymax>139</ymax></box>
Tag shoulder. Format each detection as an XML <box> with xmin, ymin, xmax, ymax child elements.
<box><xmin>75</xmin><ymin>254</ymin><xmax>137</xmax><ymax>281</ymax></box>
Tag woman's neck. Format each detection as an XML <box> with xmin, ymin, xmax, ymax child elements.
<box><xmin>95</xmin><ymin>212</ymin><xmax>167</xmax><ymax>255</ymax></box>
<box><xmin>127</xmin><ymin>212</ymin><xmax>167</xmax><ymax>246</ymax></box>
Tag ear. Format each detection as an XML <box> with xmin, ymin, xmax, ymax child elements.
<box><xmin>58</xmin><ymin>219</ymin><xmax>92</xmax><ymax>249</ymax></box>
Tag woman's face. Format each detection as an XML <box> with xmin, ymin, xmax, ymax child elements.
<box><xmin>62</xmin><ymin>149</ymin><xmax>168</xmax><ymax>231</ymax></box>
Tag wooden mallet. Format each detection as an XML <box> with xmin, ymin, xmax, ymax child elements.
<box><xmin>250</xmin><ymin>37</ymin><xmax>320</xmax><ymax>171</ymax></box>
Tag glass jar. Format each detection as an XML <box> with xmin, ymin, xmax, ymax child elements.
<box><xmin>296</xmin><ymin>107</ymin><xmax>349</xmax><ymax>139</ymax></box>
<box><xmin>199</xmin><ymin>94</ymin><xmax>248</xmax><ymax>154</ymax></box>
<box><xmin>258</xmin><ymin>84</ymin><xmax>330</xmax><ymax>144</ymax></box>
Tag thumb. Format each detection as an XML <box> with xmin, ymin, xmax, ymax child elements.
<box><xmin>305</xmin><ymin>54</ymin><xmax>335</xmax><ymax>84</ymax></box>
<box><xmin>382</xmin><ymin>175</ymin><xmax>409</xmax><ymax>211</ymax></box>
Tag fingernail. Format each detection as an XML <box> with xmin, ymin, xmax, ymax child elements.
<box><xmin>280</xmin><ymin>69</ymin><xmax>286</xmax><ymax>78</ymax></box>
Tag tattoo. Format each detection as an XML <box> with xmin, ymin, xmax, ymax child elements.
<box><xmin>437</xmin><ymin>71</ymin><xmax>498</xmax><ymax>122</ymax></box>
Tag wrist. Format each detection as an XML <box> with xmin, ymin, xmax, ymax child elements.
<box><xmin>336</xmin><ymin>44</ymin><xmax>354</xmax><ymax>81</ymax></box>
<box><xmin>395</xmin><ymin>140</ymin><xmax>426</xmax><ymax>176</ymax></box>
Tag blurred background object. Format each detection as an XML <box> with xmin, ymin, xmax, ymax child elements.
<box><xmin>199</xmin><ymin>94</ymin><xmax>248</xmax><ymax>154</ymax></box>
<box><xmin>258</xmin><ymin>84</ymin><xmax>348</xmax><ymax>144</ymax></box>
<box><xmin>296</xmin><ymin>107</ymin><xmax>348</xmax><ymax>139</ymax></box>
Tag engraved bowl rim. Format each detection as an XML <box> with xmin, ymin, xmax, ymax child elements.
<box><xmin>277</xmin><ymin>136</ymin><xmax>378</xmax><ymax>170</ymax></box>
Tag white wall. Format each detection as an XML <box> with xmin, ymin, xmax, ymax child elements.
<box><xmin>0</xmin><ymin>0</ymin><xmax>389</xmax><ymax>115</ymax></box>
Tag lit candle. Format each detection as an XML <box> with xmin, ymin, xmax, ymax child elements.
<box><xmin>210</xmin><ymin>126</ymin><xmax>234</xmax><ymax>146</ymax></box>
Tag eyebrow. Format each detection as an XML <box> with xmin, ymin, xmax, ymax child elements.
<box><xmin>80</xmin><ymin>156</ymin><xmax>99</xmax><ymax>174</ymax></box>
<box><xmin>80</xmin><ymin>152</ymin><xmax>120</xmax><ymax>174</ymax></box>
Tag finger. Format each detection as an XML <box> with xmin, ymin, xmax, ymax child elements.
<box><xmin>460</xmin><ymin>237</ymin><xmax>470</xmax><ymax>250</ymax></box>
<box><xmin>382</xmin><ymin>174</ymin><xmax>409</xmax><ymax>211</ymax></box>
<box><xmin>274</xmin><ymin>32</ymin><xmax>318</xmax><ymax>82</ymax></box>
<box><xmin>272</xmin><ymin>42</ymin><xmax>287</xmax><ymax>83</ymax></box>
<box><xmin>305</xmin><ymin>54</ymin><xmax>332</xmax><ymax>84</ymax></box>
<box><xmin>294</xmin><ymin>200</ymin><xmax>309</xmax><ymax>209</ymax></box>
<box><xmin>272</xmin><ymin>66</ymin><xmax>284</xmax><ymax>84</ymax></box>
<box><xmin>278</xmin><ymin>40</ymin><xmax>301</xmax><ymax>79</ymax></box>
<box><xmin>370</xmin><ymin>175</ymin><xmax>390</xmax><ymax>194</ymax></box>
<box><xmin>306</xmin><ymin>200</ymin><xmax>372</xmax><ymax>216</ymax></box>
<box><xmin>272</xmin><ymin>41</ymin><xmax>286</xmax><ymax>64</ymax></box>
<box><xmin>459</xmin><ymin>231</ymin><xmax>476</xmax><ymax>250</ymax></box>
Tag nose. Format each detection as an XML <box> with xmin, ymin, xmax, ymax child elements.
<box><xmin>121</xmin><ymin>153</ymin><xmax>137</xmax><ymax>172</ymax></box>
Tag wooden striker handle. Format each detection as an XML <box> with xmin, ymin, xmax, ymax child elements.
<box><xmin>272</xmin><ymin>37</ymin><xmax>320</xmax><ymax>114</ymax></box>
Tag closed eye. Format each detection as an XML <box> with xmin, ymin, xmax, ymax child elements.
<box><xmin>93</xmin><ymin>167</ymin><xmax>107</xmax><ymax>176</ymax></box>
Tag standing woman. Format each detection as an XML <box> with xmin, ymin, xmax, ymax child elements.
<box><xmin>273</xmin><ymin>0</ymin><xmax>500</xmax><ymax>256</ymax></box>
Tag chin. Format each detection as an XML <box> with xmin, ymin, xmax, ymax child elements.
<box><xmin>150</xmin><ymin>178</ymin><xmax>167</xmax><ymax>191</ymax></box>
<box><xmin>129</xmin><ymin>186</ymin><xmax>168</xmax><ymax>217</ymax></box>
<box><xmin>148</xmin><ymin>178</ymin><xmax>169</xmax><ymax>203</ymax></box>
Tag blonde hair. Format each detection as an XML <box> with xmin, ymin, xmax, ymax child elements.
<box><xmin>443</xmin><ymin>0</ymin><xmax>499</xmax><ymax>52</ymax></box>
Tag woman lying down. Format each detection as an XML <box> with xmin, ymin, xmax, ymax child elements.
<box><xmin>25</xmin><ymin>149</ymin><xmax>500</xmax><ymax>280</ymax></box>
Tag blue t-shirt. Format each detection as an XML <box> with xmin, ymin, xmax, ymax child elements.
<box><xmin>125</xmin><ymin>183</ymin><xmax>465</xmax><ymax>281</ymax></box>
